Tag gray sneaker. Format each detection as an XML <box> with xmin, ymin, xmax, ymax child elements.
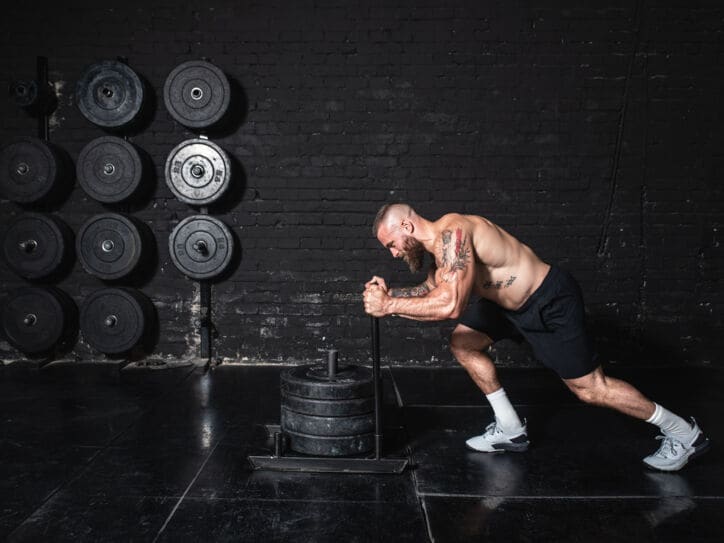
<box><xmin>465</xmin><ymin>419</ymin><xmax>529</xmax><ymax>453</ymax></box>
<box><xmin>643</xmin><ymin>418</ymin><xmax>710</xmax><ymax>472</ymax></box>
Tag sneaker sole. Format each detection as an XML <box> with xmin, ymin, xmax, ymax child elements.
<box><xmin>465</xmin><ymin>441</ymin><xmax>529</xmax><ymax>453</ymax></box>
<box><xmin>643</xmin><ymin>438</ymin><xmax>711</xmax><ymax>472</ymax></box>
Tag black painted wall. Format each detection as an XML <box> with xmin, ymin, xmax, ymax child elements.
<box><xmin>1</xmin><ymin>1</ymin><xmax>722</xmax><ymax>367</ymax></box>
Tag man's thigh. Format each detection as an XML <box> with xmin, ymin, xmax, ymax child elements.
<box><xmin>459</xmin><ymin>297</ymin><xmax>522</xmax><ymax>342</ymax></box>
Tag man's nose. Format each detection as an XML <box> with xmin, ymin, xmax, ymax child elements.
<box><xmin>390</xmin><ymin>248</ymin><xmax>399</xmax><ymax>258</ymax></box>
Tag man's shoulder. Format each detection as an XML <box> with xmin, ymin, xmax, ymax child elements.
<box><xmin>433</xmin><ymin>213</ymin><xmax>491</xmax><ymax>237</ymax></box>
<box><xmin>430</xmin><ymin>214</ymin><xmax>478</xmax><ymax>259</ymax></box>
<box><xmin>434</xmin><ymin>213</ymin><xmax>469</xmax><ymax>230</ymax></box>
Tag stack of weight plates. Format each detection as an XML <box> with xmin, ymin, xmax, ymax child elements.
<box><xmin>280</xmin><ymin>364</ymin><xmax>375</xmax><ymax>456</ymax></box>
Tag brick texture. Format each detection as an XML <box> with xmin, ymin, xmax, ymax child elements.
<box><xmin>1</xmin><ymin>1</ymin><xmax>722</xmax><ymax>367</ymax></box>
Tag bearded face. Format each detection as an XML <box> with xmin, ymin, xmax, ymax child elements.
<box><xmin>401</xmin><ymin>236</ymin><xmax>425</xmax><ymax>273</ymax></box>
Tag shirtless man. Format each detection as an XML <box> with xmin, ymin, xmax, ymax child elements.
<box><xmin>362</xmin><ymin>203</ymin><xmax>709</xmax><ymax>471</ymax></box>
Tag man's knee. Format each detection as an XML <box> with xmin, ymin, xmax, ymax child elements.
<box><xmin>450</xmin><ymin>325</ymin><xmax>493</xmax><ymax>360</ymax></box>
<box><xmin>564</xmin><ymin>368</ymin><xmax>607</xmax><ymax>405</ymax></box>
<box><xmin>569</xmin><ymin>384</ymin><xmax>601</xmax><ymax>405</ymax></box>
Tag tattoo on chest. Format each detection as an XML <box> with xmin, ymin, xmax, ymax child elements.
<box><xmin>482</xmin><ymin>275</ymin><xmax>517</xmax><ymax>290</ymax></box>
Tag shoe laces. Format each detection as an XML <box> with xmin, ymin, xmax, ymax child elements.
<box><xmin>483</xmin><ymin>420</ymin><xmax>503</xmax><ymax>437</ymax></box>
<box><xmin>653</xmin><ymin>435</ymin><xmax>684</xmax><ymax>458</ymax></box>
<box><xmin>483</xmin><ymin>418</ymin><xmax>527</xmax><ymax>438</ymax></box>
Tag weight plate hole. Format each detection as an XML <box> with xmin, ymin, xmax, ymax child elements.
<box><xmin>19</xmin><ymin>239</ymin><xmax>38</xmax><ymax>253</ymax></box>
<box><xmin>193</xmin><ymin>240</ymin><xmax>208</xmax><ymax>255</ymax></box>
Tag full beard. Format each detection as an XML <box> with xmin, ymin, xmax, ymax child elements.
<box><xmin>401</xmin><ymin>236</ymin><xmax>425</xmax><ymax>273</ymax></box>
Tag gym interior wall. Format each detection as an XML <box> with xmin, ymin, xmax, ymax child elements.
<box><xmin>0</xmin><ymin>2</ymin><xmax>721</xmax><ymax>367</ymax></box>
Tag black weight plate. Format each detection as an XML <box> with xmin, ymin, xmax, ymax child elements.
<box><xmin>10</xmin><ymin>79</ymin><xmax>38</xmax><ymax>108</ymax></box>
<box><xmin>164</xmin><ymin>138</ymin><xmax>231</xmax><ymax>205</ymax></box>
<box><xmin>77</xmin><ymin>213</ymin><xmax>144</xmax><ymax>280</ymax></box>
<box><xmin>2</xmin><ymin>213</ymin><xmax>73</xmax><ymax>280</ymax></box>
<box><xmin>0</xmin><ymin>138</ymin><xmax>61</xmax><ymax>203</ymax></box>
<box><xmin>163</xmin><ymin>60</ymin><xmax>230</xmax><ymax>129</ymax></box>
<box><xmin>10</xmin><ymin>80</ymin><xmax>56</xmax><ymax>116</ymax></box>
<box><xmin>284</xmin><ymin>429</ymin><xmax>374</xmax><ymax>457</ymax></box>
<box><xmin>77</xmin><ymin>136</ymin><xmax>143</xmax><ymax>203</ymax></box>
<box><xmin>1</xmin><ymin>286</ymin><xmax>77</xmax><ymax>354</ymax></box>
<box><xmin>281</xmin><ymin>391</ymin><xmax>374</xmax><ymax>417</ymax></box>
<box><xmin>76</xmin><ymin>60</ymin><xmax>144</xmax><ymax>128</ymax></box>
<box><xmin>168</xmin><ymin>215</ymin><xmax>233</xmax><ymax>280</ymax></box>
<box><xmin>280</xmin><ymin>364</ymin><xmax>374</xmax><ymax>400</ymax></box>
<box><xmin>281</xmin><ymin>407</ymin><xmax>374</xmax><ymax>437</ymax></box>
<box><xmin>80</xmin><ymin>287</ymin><xmax>151</xmax><ymax>354</ymax></box>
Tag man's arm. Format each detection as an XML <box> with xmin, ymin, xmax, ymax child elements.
<box><xmin>388</xmin><ymin>265</ymin><xmax>436</xmax><ymax>298</ymax></box>
<box><xmin>376</xmin><ymin>226</ymin><xmax>476</xmax><ymax>321</ymax></box>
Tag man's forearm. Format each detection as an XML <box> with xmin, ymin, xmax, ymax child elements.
<box><xmin>389</xmin><ymin>282</ymin><xmax>431</xmax><ymax>298</ymax></box>
<box><xmin>384</xmin><ymin>290</ymin><xmax>455</xmax><ymax>321</ymax></box>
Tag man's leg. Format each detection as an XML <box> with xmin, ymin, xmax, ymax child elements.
<box><xmin>564</xmin><ymin>366</ymin><xmax>710</xmax><ymax>471</ymax></box>
<box><xmin>449</xmin><ymin>324</ymin><xmax>502</xmax><ymax>394</ymax></box>
<box><xmin>563</xmin><ymin>365</ymin><xmax>655</xmax><ymax>420</ymax></box>
<box><xmin>450</xmin><ymin>324</ymin><xmax>528</xmax><ymax>452</ymax></box>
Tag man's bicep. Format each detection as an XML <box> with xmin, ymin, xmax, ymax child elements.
<box><xmin>425</xmin><ymin>263</ymin><xmax>438</xmax><ymax>288</ymax></box>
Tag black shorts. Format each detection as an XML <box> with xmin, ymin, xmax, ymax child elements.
<box><xmin>459</xmin><ymin>266</ymin><xmax>598</xmax><ymax>379</ymax></box>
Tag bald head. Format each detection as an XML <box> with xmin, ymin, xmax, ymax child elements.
<box><xmin>372</xmin><ymin>203</ymin><xmax>415</xmax><ymax>237</ymax></box>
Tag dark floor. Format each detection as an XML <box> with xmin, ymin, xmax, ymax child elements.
<box><xmin>1</xmin><ymin>361</ymin><xmax>722</xmax><ymax>542</ymax></box>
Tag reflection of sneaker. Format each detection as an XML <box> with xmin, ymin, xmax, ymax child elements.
<box><xmin>643</xmin><ymin>472</ymin><xmax>696</xmax><ymax>528</ymax></box>
<box><xmin>465</xmin><ymin>419</ymin><xmax>529</xmax><ymax>453</ymax></box>
<box><xmin>643</xmin><ymin>418</ymin><xmax>710</xmax><ymax>472</ymax></box>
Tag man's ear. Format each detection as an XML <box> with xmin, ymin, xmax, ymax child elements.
<box><xmin>400</xmin><ymin>219</ymin><xmax>414</xmax><ymax>234</ymax></box>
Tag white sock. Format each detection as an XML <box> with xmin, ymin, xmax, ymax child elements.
<box><xmin>646</xmin><ymin>403</ymin><xmax>694</xmax><ymax>440</ymax></box>
<box><xmin>486</xmin><ymin>388</ymin><xmax>524</xmax><ymax>432</ymax></box>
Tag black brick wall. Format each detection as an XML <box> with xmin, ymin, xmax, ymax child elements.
<box><xmin>1</xmin><ymin>1</ymin><xmax>722</xmax><ymax>367</ymax></box>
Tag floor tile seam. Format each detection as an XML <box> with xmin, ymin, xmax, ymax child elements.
<box><xmin>4</xmin><ymin>445</ymin><xmax>108</xmax><ymax>540</ymax></box>
<box><xmin>418</xmin><ymin>496</ymin><xmax>435</xmax><ymax>543</ymax></box>
<box><xmin>168</xmin><ymin>496</ymin><xmax>422</xmax><ymax>504</ymax></box>
<box><xmin>4</xmin><ymin>406</ymin><xmax>170</xmax><ymax>530</ymax></box>
<box><xmin>397</xmin><ymin>402</ymin><xmax>434</xmax><ymax>543</ymax></box>
<box><xmin>99</xmin><ymin>365</ymin><xmax>200</xmax><ymax>448</ymax></box>
<box><xmin>386</xmin><ymin>367</ymin><xmax>405</xmax><ymax>408</ymax></box>
<box><xmin>44</xmin><ymin>491</ymin><xmax>420</xmax><ymax>505</ymax></box>
<box><xmin>152</xmin><ymin>433</ymin><xmax>226</xmax><ymax>543</ymax></box>
<box><xmin>65</xmin><ymin>493</ymin><xmax>186</xmax><ymax>501</ymax></box>
<box><xmin>404</xmin><ymin>403</ymin><xmax>584</xmax><ymax>408</ymax></box>
<box><xmin>418</xmin><ymin>492</ymin><xmax>724</xmax><ymax>500</ymax></box>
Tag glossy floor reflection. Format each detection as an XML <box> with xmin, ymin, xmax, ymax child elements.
<box><xmin>1</xmin><ymin>362</ymin><xmax>721</xmax><ymax>542</ymax></box>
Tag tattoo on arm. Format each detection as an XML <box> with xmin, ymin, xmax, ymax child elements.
<box><xmin>390</xmin><ymin>283</ymin><xmax>431</xmax><ymax>298</ymax></box>
<box><xmin>482</xmin><ymin>275</ymin><xmax>517</xmax><ymax>290</ymax></box>
<box><xmin>440</xmin><ymin>228</ymin><xmax>471</xmax><ymax>282</ymax></box>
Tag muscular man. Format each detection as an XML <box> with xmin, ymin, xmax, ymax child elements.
<box><xmin>363</xmin><ymin>203</ymin><xmax>709</xmax><ymax>471</ymax></box>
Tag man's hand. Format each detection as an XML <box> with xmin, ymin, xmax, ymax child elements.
<box><xmin>364</xmin><ymin>276</ymin><xmax>388</xmax><ymax>292</ymax></box>
<box><xmin>363</xmin><ymin>284</ymin><xmax>389</xmax><ymax>317</ymax></box>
